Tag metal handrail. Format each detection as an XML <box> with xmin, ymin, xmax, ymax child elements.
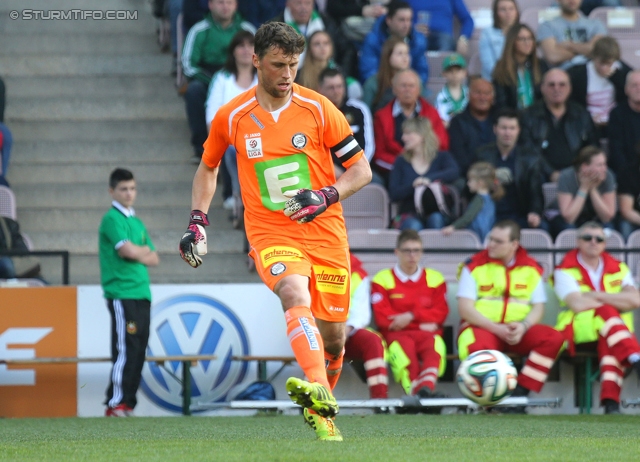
<box><xmin>0</xmin><ymin>250</ymin><xmax>70</xmax><ymax>285</ymax></box>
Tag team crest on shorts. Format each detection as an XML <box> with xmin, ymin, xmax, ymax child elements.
<box><xmin>270</xmin><ymin>262</ymin><xmax>287</xmax><ymax>276</ymax></box>
<box><xmin>291</xmin><ymin>133</ymin><xmax>307</xmax><ymax>149</ymax></box>
<box><xmin>127</xmin><ymin>321</ymin><xmax>137</xmax><ymax>334</ymax></box>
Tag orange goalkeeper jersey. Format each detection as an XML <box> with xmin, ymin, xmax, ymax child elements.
<box><xmin>203</xmin><ymin>83</ymin><xmax>364</xmax><ymax>247</ymax></box>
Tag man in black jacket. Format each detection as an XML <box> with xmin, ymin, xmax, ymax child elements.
<box><xmin>448</xmin><ymin>77</ymin><xmax>497</xmax><ymax>185</ymax></box>
<box><xmin>520</xmin><ymin>68</ymin><xmax>598</xmax><ymax>182</ymax></box>
<box><xmin>608</xmin><ymin>70</ymin><xmax>640</xmax><ymax>180</ymax></box>
<box><xmin>477</xmin><ymin>108</ymin><xmax>546</xmax><ymax>230</ymax></box>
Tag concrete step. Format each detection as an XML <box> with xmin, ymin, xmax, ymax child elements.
<box><xmin>7</xmin><ymin>95</ymin><xmax>183</xmax><ymax>121</ymax></box>
<box><xmin>17</xmin><ymin>205</ymin><xmax>234</xmax><ymax>233</ymax></box>
<box><xmin>8</xmin><ymin>162</ymin><xmax>200</xmax><ymax>184</ymax></box>
<box><xmin>7</xmin><ymin>120</ymin><xmax>190</xmax><ymax>142</ymax></box>
<box><xmin>38</xmin><ymin>252</ymin><xmax>262</xmax><ymax>286</ymax></box>
<box><xmin>3</xmin><ymin>33</ymin><xmax>162</xmax><ymax>55</ymax></box>
<box><xmin>5</xmin><ymin>76</ymin><xmax>179</xmax><ymax>99</ymax></box>
<box><xmin>0</xmin><ymin>55</ymin><xmax>171</xmax><ymax>78</ymax></box>
<box><xmin>10</xmin><ymin>139</ymin><xmax>193</xmax><ymax>164</ymax></box>
<box><xmin>26</xmin><ymin>227</ymin><xmax>245</xmax><ymax>254</ymax></box>
<box><xmin>11</xmin><ymin>182</ymin><xmax>194</xmax><ymax>208</ymax></box>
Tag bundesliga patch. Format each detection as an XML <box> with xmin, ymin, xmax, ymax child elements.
<box><xmin>270</xmin><ymin>262</ymin><xmax>287</xmax><ymax>276</ymax></box>
<box><xmin>245</xmin><ymin>136</ymin><xmax>263</xmax><ymax>158</ymax></box>
<box><xmin>313</xmin><ymin>265</ymin><xmax>348</xmax><ymax>295</ymax></box>
<box><xmin>291</xmin><ymin>133</ymin><xmax>307</xmax><ymax>149</ymax></box>
<box><xmin>126</xmin><ymin>321</ymin><xmax>137</xmax><ymax>334</ymax></box>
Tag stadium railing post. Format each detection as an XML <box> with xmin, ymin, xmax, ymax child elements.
<box><xmin>182</xmin><ymin>360</ymin><xmax>192</xmax><ymax>416</ymax></box>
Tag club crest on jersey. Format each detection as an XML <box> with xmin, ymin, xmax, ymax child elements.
<box><xmin>270</xmin><ymin>262</ymin><xmax>287</xmax><ymax>276</ymax></box>
<box><xmin>246</xmin><ymin>137</ymin><xmax>263</xmax><ymax>158</ymax></box>
<box><xmin>291</xmin><ymin>133</ymin><xmax>307</xmax><ymax>149</ymax></box>
<box><xmin>127</xmin><ymin>321</ymin><xmax>137</xmax><ymax>334</ymax></box>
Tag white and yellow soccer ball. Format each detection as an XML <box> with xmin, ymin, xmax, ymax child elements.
<box><xmin>456</xmin><ymin>350</ymin><xmax>518</xmax><ymax>406</ymax></box>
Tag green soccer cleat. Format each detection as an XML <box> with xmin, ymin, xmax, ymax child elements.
<box><xmin>285</xmin><ymin>377</ymin><xmax>339</xmax><ymax>418</ymax></box>
<box><xmin>303</xmin><ymin>408</ymin><xmax>343</xmax><ymax>442</ymax></box>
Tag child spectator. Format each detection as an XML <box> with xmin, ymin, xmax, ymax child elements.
<box><xmin>442</xmin><ymin>161</ymin><xmax>503</xmax><ymax>241</ymax></box>
<box><xmin>435</xmin><ymin>53</ymin><xmax>468</xmax><ymax>128</ymax></box>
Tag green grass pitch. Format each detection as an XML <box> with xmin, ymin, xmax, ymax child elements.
<box><xmin>1</xmin><ymin>414</ymin><xmax>639</xmax><ymax>461</ymax></box>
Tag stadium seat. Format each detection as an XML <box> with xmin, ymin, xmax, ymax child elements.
<box><xmin>342</xmin><ymin>183</ymin><xmax>390</xmax><ymax>230</ymax></box>
<box><xmin>0</xmin><ymin>185</ymin><xmax>17</xmax><ymax>219</ymax></box>
<box><xmin>418</xmin><ymin>229</ymin><xmax>482</xmax><ymax>282</ymax></box>
<box><xmin>520</xmin><ymin>7</ymin><xmax>561</xmax><ymax>33</ymax></box>
<box><xmin>618</xmin><ymin>38</ymin><xmax>640</xmax><ymax>70</ymax></box>
<box><xmin>348</xmin><ymin>228</ymin><xmax>400</xmax><ymax>250</ymax></box>
<box><xmin>589</xmin><ymin>7</ymin><xmax>640</xmax><ymax>40</ymax></box>
<box><xmin>625</xmin><ymin>229</ymin><xmax>640</xmax><ymax>281</ymax></box>
<box><xmin>520</xmin><ymin>228</ymin><xmax>554</xmax><ymax>279</ymax></box>
<box><xmin>468</xmin><ymin>7</ymin><xmax>492</xmax><ymax>39</ymax></box>
<box><xmin>542</xmin><ymin>182</ymin><xmax>558</xmax><ymax>210</ymax></box>
<box><xmin>555</xmin><ymin>228</ymin><xmax>625</xmax><ymax>265</ymax></box>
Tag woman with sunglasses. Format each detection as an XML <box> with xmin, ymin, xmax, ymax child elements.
<box><xmin>551</xmin><ymin>145</ymin><xmax>616</xmax><ymax>238</ymax></box>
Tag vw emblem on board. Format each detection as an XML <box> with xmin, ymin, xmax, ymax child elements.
<box><xmin>140</xmin><ymin>294</ymin><xmax>249</xmax><ymax>413</ymax></box>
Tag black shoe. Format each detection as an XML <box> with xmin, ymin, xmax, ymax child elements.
<box><xmin>511</xmin><ymin>384</ymin><xmax>531</xmax><ymax>397</ymax></box>
<box><xmin>492</xmin><ymin>405</ymin><xmax>527</xmax><ymax>414</ymax></box>
<box><xmin>373</xmin><ymin>406</ymin><xmax>391</xmax><ymax>414</ymax></box>
<box><xmin>603</xmin><ymin>399</ymin><xmax>621</xmax><ymax>415</ymax></box>
<box><xmin>633</xmin><ymin>360</ymin><xmax>640</xmax><ymax>380</ymax></box>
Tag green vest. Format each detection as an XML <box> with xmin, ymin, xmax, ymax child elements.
<box><xmin>99</xmin><ymin>206</ymin><xmax>154</xmax><ymax>301</ymax></box>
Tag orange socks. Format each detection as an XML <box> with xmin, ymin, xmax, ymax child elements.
<box><xmin>285</xmin><ymin>306</ymin><xmax>330</xmax><ymax>390</ymax></box>
<box><xmin>325</xmin><ymin>349</ymin><xmax>344</xmax><ymax>391</ymax></box>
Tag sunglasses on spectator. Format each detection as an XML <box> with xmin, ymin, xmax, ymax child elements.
<box><xmin>579</xmin><ymin>234</ymin><xmax>605</xmax><ymax>243</ymax></box>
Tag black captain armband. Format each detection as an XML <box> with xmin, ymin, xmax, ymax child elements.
<box><xmin>330</xmin><ymin>135</ymin><xmax>362</xmax><ymax>166</ymax></box>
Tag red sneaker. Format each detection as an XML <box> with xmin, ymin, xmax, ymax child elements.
<box><xmin>105</xmin><ymin>404</ymin><xmax>133</xmax><ymax>417</ymax></box>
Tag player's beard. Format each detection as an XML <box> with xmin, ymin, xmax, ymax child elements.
<box><xmin>263</xmin><ymin>77</ymin><xmax>292</xmax><ymax>99</ymax></box>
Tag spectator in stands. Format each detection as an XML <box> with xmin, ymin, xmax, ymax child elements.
<box><xmin>363</xmin><ymin>37</ymin><xmax>414</xmax><ymax>113</ymax></box>
<box><xmin>520</xmin><ymin>69</ymin><xmax>598</xmax><ymax>182</ymax></box>
<box><xmin>608</xmin><ymin>71</ymin><xmax>640</xmax><ymax>180</ymax></box>
<box><xmin>442</xmin><ymin>161</ymin><xmax>503</xmax><ymax>241</ymax></box>
<box><xmin>318</xmin><ymin>68</ymin><xmax>379</xmax><ymax>184</ymax></box>
<box><xmin>407</xmin><ymin>0</ymin><xmax>474</xmax><ymax>54</ymax></box>
<box><xmin>492</xmin><ymin>23</ymin><xmax>546</xmax><ymax>111</ymax></box>
<box><xmin>552</xmin><ymin>145</ymin><xmax>616</xmax><ymax>237</ymax></box>
<box><xmin>435</xmin><ymin>53</ymin><xmax>469</xmax><ymax>128</ymax></box>
<box><xmin>537</xmin><ymin>0</ymin><xmax>607</xmax><ymax>70</ymax></box>
<box><xmin>567</xmin><ymin>36</ymin><xmax>632</xmax><ymax>138</ymax></box>
<box><xmin>273</xmin><ymin>0</ymin><xmax>356</xmax><ymax>78</ymax></box>
<box><xmin>479</xmin><ymin>0</ymin><xmax>520</xmax><ymax>81</ymax></box>
<box><xmin>616</xmin><ymin>144</ymin><xmax>640</xmax><ymax>240</ymax></box>
<box><xmin>182</xmin><ymin>0</ymin><xmax>209</xmax><ymax>35</ymax></box>
<box><xmin>100</xmin><ymin>168</ymin><xmax>159</xmax><ymax>417</ymax></box>
<box><xmin>388</xmin><ymin>117</ymin><xmax>459</xmax><ymax>230</ymax></box>
<box><xmin>238</xmin><ymin>0</ymin><xmax>286</xmax><ymax>29</ymax></box>
<box><xmin>0</xmin><ymin>122</ymin><xmax>12</xmax><ymax>187</ymax></box>
<box><xmin>327</xmin><ymin>1</ymin><xmax>389</xmax><ymax>45</ymax></box>
<box><xmin>448</xmin><ymin>77</ymin><xmax>496</xmax><ymax>182</ymax></box>
<box><xmin>360</xmin><ymin>1</ymin><xmax>428</xmax><ymax>84</ymax></box>
<box><xmin>204</xmin><ymin>30</ymin><xmax>257</xmax><ymax>214</ymax></box>
<box><xmin>182</xmin><ymin>0</ymin><xmax>255</xmax><ymax>163</ymax></box>
<box><xmin>370</xmin><ymin>229</ymin><xmax>449</xmax><ymax>399</ymax></box>
<box><xmin>476</xmin><ymin>108</ymin><xmax>546</xmax><ymax>231</ymax></box>
<box><xmin>553</xmin><ymin>220</ymin><xmax>640</xmax><ymax>415</ymax></box>
<box><xmin>457</xmin><ymin>220</ymin><xmax>565</xmax><ymax>413</ymax></box>
<box><xmin>580</xmin><ymin>0</ymin><xmax>621</xmax><ymax>17</ymax></box>
<box><xmin>345</xmin><ymin>253</ymin><xmax>389</xmax><ymax>403</ymax></box>
<box><xmin>373</xmin><ymin>69</ymin><xmax>449</xmax><ymax>181</ymax></box>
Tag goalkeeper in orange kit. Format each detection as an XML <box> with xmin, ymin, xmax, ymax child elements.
<box><xmin>179</xmin><ymin>21</ymin><xmax>371</xmax><ymax>441</ymax></box>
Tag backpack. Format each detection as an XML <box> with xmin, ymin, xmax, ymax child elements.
<box><xmin>234</xmin><ymin>381</ymin><xmax>276</xmax><ymax>401</ymax></box>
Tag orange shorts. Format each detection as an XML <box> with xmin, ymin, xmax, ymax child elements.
<box><xmin>249</xmin><ymin>239</ymin><xmax>351</xmax><ymax>322</ymax></box>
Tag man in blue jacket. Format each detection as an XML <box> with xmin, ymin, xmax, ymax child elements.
<box><xmin>359</xmin><ymin>1</ymin><xmax>428</xmax><ymax>84</ymax></box>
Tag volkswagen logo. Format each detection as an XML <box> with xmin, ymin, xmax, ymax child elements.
<box><xmin>140</xmin><ymin>294</ymin><xmax>249</xmax><ymax>413</ymax></box>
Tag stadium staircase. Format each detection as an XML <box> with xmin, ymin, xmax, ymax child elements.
<box><xmin>2</xmin><ymin>0</ymin><xmax>260</xmax><ymax>284</ymax></box>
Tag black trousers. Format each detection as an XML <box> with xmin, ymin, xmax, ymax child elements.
<box><xmin>105</xmin><ymin>298</ymin><xmax>150</xmax><ymax>409</ymax></box>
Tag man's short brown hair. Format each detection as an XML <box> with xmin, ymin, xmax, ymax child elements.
<box><xmin>493</xmin><ymin>219</ymin><xmax>520</xmax><ymax>242</ymax></box>
<box><xmin>397</xmin><ymin>229</ymin><xmax>422</xmax><ymax>249</ymax></box>
<box><xmin>592</xmin><ymin>36</ymin><xmax>621</xmax><ymax>62</ymax></box>
<box><xmin>254</xmin><ymin>21</ymin><xmax>306</xmax><ymax>60</ymax></box>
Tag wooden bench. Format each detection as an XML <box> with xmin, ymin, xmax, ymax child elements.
<box><xmin>0</xmin><ymin>355</ymin><xmax>217</xmax><ymax>416</ymax></box>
